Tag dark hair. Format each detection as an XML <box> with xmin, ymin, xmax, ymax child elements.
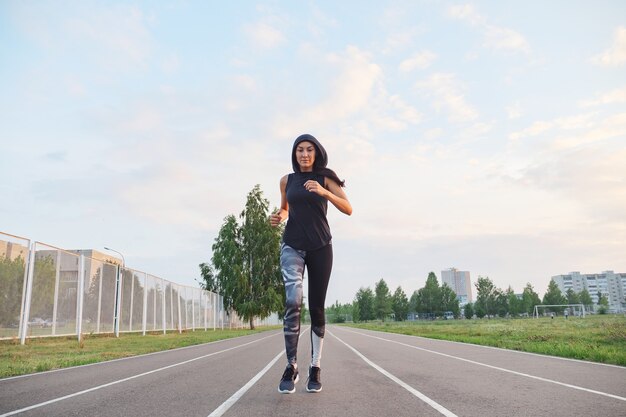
<box><xmin>292</xmin><ymin>134</ymin><xmax>346</xmax><ymax>187</ymax></box>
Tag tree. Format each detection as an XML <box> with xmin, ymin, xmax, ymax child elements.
<box><xmin>578</xmin><ymin>289</ymin><xmax>593</xmax><ymax>309</ymax></box>
<box><xmin>200</xmin><ymin>185</ymin><xmax>283</xmax><ymax>329</ymax></box>
<box><xmin>464</xmin><ymin>302</ymin><xmax>474</xmax><ymax>319</ymax></box>
<box><xmin>440</xmin><ymin>283</ymin><xmax>460</xmax><ymax>318</ymax></box>
<box><xmin>391</xmin><ymin>286</ymin><xmax>409</xmax><ymax>321</ymax></box>
<box><xmin>521</xmin><ymin>283</ymin><xmax>541</xmax><ymax>315</ymax></box>
<box><xmin>565</xmin><ymin>288</ymin><xmax>580</xmax><ymax>305</ymax></box>
<box><xmin>597</xmin><ymin>293</ymin><xmax>609</xmax><ymax>314</ymax></box>
<box><xmin>354</xmin><ymin>287</ymin><xmax>375</xmax><ymax>322</ymax></box>
<box><xmin>0</xmin><ymin>255</ymin><xmax>27</xmax><ymax>326</ymax></box>
<box><xmin>416</xmin><ymin>272</ymin><xmax>441</xmax><ymax>317</ymax></box>
<box><xmin>374</xmin><ymin>279</ymin><xmax>393</xmax><ymax>321</ymax></box>
<box><xmin>542</xmin><ymin>280</ymin><xmax>566</xmax><ymax>313</ymax></box>
<box><xmin>475</xmin><ymin>276</ymin><xmax>497</xmax><ymax>318</ymax></box>
<box><xmin>326</xmin><ymin>300</ymin><xmax>352</xmax><ymax>323</ymax></box>
<box><xmin>506</xmin><ymin>287</ymin><xmax>521</xmax><ymax>317</ymax></box>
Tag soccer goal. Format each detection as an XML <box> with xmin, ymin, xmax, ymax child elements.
<box><xmin>533</xmin><ymin>304</ymin><xmax>586</xmax><ymax>318</ymax></box>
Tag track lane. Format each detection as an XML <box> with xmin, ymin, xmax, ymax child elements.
<box><xmin>330</xmin><ymin>326</ymin><xmax>626</xmax><ymax>417</ymax></box>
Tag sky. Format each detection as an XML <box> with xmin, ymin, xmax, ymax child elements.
<box><xmin>1</xmin><ymin>1</ymin><xmax>625</xmax><ymax>305</ymax></box>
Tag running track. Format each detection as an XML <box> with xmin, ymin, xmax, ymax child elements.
<box><xmin>1</xmin><ymin>326</ymin><xmax>625</xmax><ymax>416</ymax></box>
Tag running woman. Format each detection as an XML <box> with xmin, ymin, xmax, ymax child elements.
<box><xmin>270</xmin><ymin>134</ymin><xmax>352</xmax><ymax>394</ymax></box>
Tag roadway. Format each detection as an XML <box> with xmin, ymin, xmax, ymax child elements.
<box><xmin>1</xmin><ymin>325</ymin><xmax>624</xmax><ymax>416</ymax></box>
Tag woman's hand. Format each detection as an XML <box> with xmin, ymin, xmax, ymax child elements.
<box><xmin>269</xmin><ymin>210</ymin><xmax>283</xmax><ymax>227</ymax></box>
<box><xmin>304</xmin><ymin>180</ymin><xmax>327</xmax><ymax>197</ymax></box>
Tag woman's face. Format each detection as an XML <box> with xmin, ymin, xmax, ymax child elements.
<box><xmin>295</xmin><ymin>141</ymin><xmax>316</xmax><ymax>172</ymax></box>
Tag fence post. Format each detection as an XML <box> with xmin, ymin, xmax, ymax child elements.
<box><xmin>114</xmin><ymin>266</ymin><xmax>122</xmax><ymax>337</ymax></box>
<box><xmin>129</xmin><ymin>272</ymin><xmax>135</xmax><ymax>332</ymax></box>
<box><xmin>162</xmin><ymin>279</ymin><xmax>166</xmax><ymax>335</ymax></box>
<box><xmin>76</xmin><ymin>254</ymin><xmax>85</xmax><ymax>342</ymax></box>
<box><xmin>142</xmin><ymin>273</ymin><xmax>148</xmax><ymax>336</ymax></box>
<box><xmin>51</xmin><ymin>251</ymin><xmax>61</xmax><ymax>336</ymax></box>
<box><xmin>20</xmin><ymin>242</ymin><xmax>36</xmax><ymax>345</ymax></box>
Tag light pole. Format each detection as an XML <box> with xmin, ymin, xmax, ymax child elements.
<box><xmin>104</xmin><ymin>247</ymin><xmax>125</xmax><ymax>337</ymax></box>
<box><xmin>104</xmin><ymin>247</ymin><xmax>125</xmax><ymax>268</ymax></box>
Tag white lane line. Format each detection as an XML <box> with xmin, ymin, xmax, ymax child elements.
<box><xmin>0</xmin><ymin>333</ymin><xmax>280</xmax><ymax>417</ymax></box>
<box><xmin>338</xmin><ymin>327</ymin><xmax>626</xmax><ymax>402</ymax></box>
<box><xmin>328</xmin><ymin>330</ymin><xmax>458</xmax><ymax>417</ymax></box>
<box><xmin>207</xmin><ymin>326</ymin><xmax>309</xmax><ymax>417</ymax></box>
<box><xmin>208</xmin><ymin>350</ymin><xmax>284</xmax><ymax>417</ymax></box>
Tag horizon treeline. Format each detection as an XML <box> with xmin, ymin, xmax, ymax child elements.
<box><xmin>325</xmin><ymin>273</ymin><xmax>601</xmax><ymax>322</ymax></box>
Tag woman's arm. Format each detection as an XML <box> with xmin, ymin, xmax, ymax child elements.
<box><xmin>270</xmin><ymin>175</ymin><xmax>289</xmax><ymax>226</ymax></box>
<box><xmin>304</xmin><ymin>178</ymin><xmax>352</xmax><ymax>216</ymax></box>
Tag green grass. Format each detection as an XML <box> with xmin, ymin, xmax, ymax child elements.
<box><xmin>344</xmin><ymin>315</ymin><xmax>626</xmax><ymax>366</ymax></box>
<box><xmin>0</xmin><ymin>326</ymin><xmax>281</xmax><ymax>379</ymax></box>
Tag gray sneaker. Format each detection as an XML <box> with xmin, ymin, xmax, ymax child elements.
<box><xmin>278</xmin><ymin>364</ymin><xmax>299</xmax><ymax>394</ymax></box>
<box><xmin>306</xmin><ymin>366</ymin><xmax>322</xmax><ymax>393</ymax></box>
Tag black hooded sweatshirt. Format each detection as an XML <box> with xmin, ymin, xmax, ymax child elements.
<box><xmin>283</xmin><ymin>134</ymin><xmax>333</xmax><ymax>251</ymax></box>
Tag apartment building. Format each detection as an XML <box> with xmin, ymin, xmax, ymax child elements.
<box><xmin>441</xmin><ymin>268</ymin><xmax>473</xmax><ymax>305</ymax></box>
<box><xmin>552</xmin><ymin>271</ymin><xmax>626</xmax><ymax>313</ymax></box>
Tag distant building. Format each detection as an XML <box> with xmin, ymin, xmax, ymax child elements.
<box><xmin>0</xmin><ymin>241</ymin><xmax>29</xmax><ymax>262</ymax></box>
<box><xmin>441</xmin><ymin>268</ymin><xmax>472</xmax><ymax>304</ymax></box>
<box><xmin>552</xmin><ymin>271</ymin><xmax>626</xmax><ymax>313</ymax></box>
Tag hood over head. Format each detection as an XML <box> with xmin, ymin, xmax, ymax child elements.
<box><xmin>291</xmin><ymin>134</ymin><xmax>327</xmax><ymax>172</ymax></box>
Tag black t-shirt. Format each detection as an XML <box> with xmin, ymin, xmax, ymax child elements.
<box><xmin>283</xmin><ymin>172</ymin><xmax>332</xmax><ymax>251</ymax></box>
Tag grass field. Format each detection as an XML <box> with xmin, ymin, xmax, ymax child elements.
<box><xmin>0</xmin><ymin>327</ymin><xmax>281</xmax><ymax>379</ymax></box>
<box><xmin>345</xmin><ymin>314</ymin><xmax>626</xmax><ymax>366</ymax></box>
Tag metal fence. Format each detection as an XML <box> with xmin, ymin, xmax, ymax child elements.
<box><xmin>0</xmin><ymin>232</ymin><xmax>279</xmax><ymax>344</ymax></box>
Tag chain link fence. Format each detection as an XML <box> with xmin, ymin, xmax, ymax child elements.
<box><xmin>0</xmin><ymin>232</ymin><xmax>279</xmax><ymax>344</ymax></box>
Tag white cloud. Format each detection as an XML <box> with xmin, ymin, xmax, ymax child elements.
<box><xmin>245</xmin><ymin>21</ymin><xmax>286</xmax><ymax>49</ymax></box>
<box><xmin>415</xmin><ymin>73</ymin><xmax>478</xmax><ymax>122</ymax></box>
<box><xmin>509</xmin><ymin>112</ymin><xmax>598</xmax><ymax>141</ymax></box>
<box><xmin>448</xmin><ymin>4</ymin><xmax>485</xmax><ymax>26</ymax></box>
<box><xmin>506</xmin><ymin>101</ymin><xmax>522</xmax><ymax>119</ymax></box>
<box><xmin>65</xmin><ymin>5</ymin><xmax>154</xmax><ymax>71</ymax></box>
<box><xmin>579</xmin><ymin>86</ymin><xmax>626</xmax><ymax>107</ymax></box>
<box><xmin>399</xmin><ymin>50</ymin><xmax>437</xmax><ymax>72</ymax></box>
<box><xmin>592</xmin><ymin>26</ymin><xmax>626</xmax><ymax>67</ymax></box>
<box><xmin>448</xmin><ymin>3</ymin><xmax>530</xmax><ymax>54</ymax></box>
<box><xmin>483</xmin><ymin>25</ymin><xmax>530</xmax><ymax>54</ymax></box>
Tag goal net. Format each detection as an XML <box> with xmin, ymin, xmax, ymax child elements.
<box><xmin>533</xmin><ymin>304</ymin><xmax>586</xmax><ymax>318</ymax></box>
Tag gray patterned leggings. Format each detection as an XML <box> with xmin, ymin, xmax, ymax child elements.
<box><xmin>281</xmin><ymin>242</ymin><xmax>333</xmax><ymax>367</ymax></box>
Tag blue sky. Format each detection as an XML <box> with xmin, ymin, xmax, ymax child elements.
<box><xmin>1</xmin><ymin>1</ymin><xmax>625</xmax><ymax>304</ymax></box>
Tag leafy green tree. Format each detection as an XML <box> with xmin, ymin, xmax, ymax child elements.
<box><xmin>565</xmin><ymin>288</ymin><xmax>580</xmax><ymax>305</ymax></box>
<box><xmin>391</xmin><ymin>286</ymin><xmax>409</xmax><ymax>321</ymax></box>
<box><xmin>506</xmin><ymin>287</ymin><xmax>521</xmax><ymax>317</ymax></box>
<box><xmin>416</xmin><ymin>272</ymin><xmax>441</xmax><ymax>316</ymax></box>
<box><xmin>597</xmin><ymin>293</ymin><xmax>609</xmax><ymax>314</ymax></box>
<box><xmin>543</xmin><ymin>280</ymin><xmax>567</xmax><ymax>312</ymax></box>
<box><xmin>440</xmin><ymin>283</ymin><xmax>460</xmax><ymax>318</ymax></box>
<box><xmin>352</xmin><ymin>298</ymin><xmax>361</xmax><ymax>322</ymax></box>
<box><xmin>578</xmin><ymin>289</ymin><xmax>593</xmax><ymax>309</ymax></box>
<box><xmin>374</xmin><ymin>279</ymin><xmax>393</xmax><ymax>321</ymax></box>
<box><xmin>475</xmin><ymin>276</ymin><xmax>497</xmax><ymax>318</ymax></box>
<box><xmin>521</xmin><ymin>283</ymin><xmax>541</xmax><ymax>315</ymax></box>
<box><xmin>326</xmin><ymin>300</ymin><xmax>352</xmax><ymax>323</ymax></box>
<box><xmin>463</xmin><ymin>302</ymin><xmax>474</xmax><ymax>319</ymax></box>
<box><xmin>0</xmin><ymin>255</ymin><xmax>27</xmax><ymax>326</ymax></box>
<box><xmin>200</xmin><ymin>185</ymin><xmax>283</xmax><ymax>329</ymax></box>
<box><xmin>29</xmin><ymin>255</ymin><xmax>57</xmax><ymax>320</ymax></box>
<box><xmin>409</xmin><ymin>290</ymin><xmax>419</xmax><ymax>313</ymax></box>
<box><xmin>354</xmin><ymin>287</ymin><xmax>375</xmax><ymax>321</ymax></box>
